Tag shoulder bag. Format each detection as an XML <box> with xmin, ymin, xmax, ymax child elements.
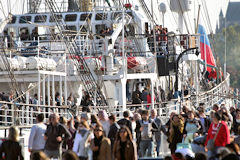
<box><xmin>206</xmin><ymin>124</ymin><xmax>222</xmax><ymax>151</ymax></box>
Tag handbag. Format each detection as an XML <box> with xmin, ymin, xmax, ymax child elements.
<box><xmin>177</xmin><ymin>138</ymin><xmax>192</xmax><ymax>150</ymax></box>
<box><xmin>206</xmin><ymin>124</ymin><xmax>222</xmax><ymax>151</ymax></box>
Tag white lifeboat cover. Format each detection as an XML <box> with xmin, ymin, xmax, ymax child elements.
<box><xmin>14</xmin><ymin>56</ymin><xmax>27</xmax><ymax>70</ymax></box>
<box><xmin>26</xmin><ymin>57</ymin><xmax>46</xmax><ymax>70</ymax></box>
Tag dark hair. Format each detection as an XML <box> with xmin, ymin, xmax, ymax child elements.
<box><xmin>95</xmin><ymin>124</ymin><xmax>103</xmax><ymax>131</ymax></box>
<box><xmin>236</xmin><ymin>108</ymin><xmax>240</xmax><ymax>113</ymax></box>
<box><xmin>197</xmin><ymin>106</ymin><xmax>204</xmax><ymax>112</ymax></box>
<box><xmin>213</xmin><ymin>104</ymin><xmax>219</xmax><ymax>110</ymax></box>
<box><xmin>222</xmin><ymin>153</ymin><xmax>239</xmax><ymax>160</ymax></box>
<box><xmin>109</xmin><ymin>114</ymin><xmax>116</xmax><ymax>122</ymax></box>
<box><xmin>174</xmin><ymin>152</ymin><xmax>185</xmax><ymax>160</ymax></box>
<box><xmin>222</xmin><ymin>112</ymin><xmax>229</xmax><ymax>121</ymax></box>
<box><xmin>62</xmin><ymin>150</ymin><xmax>78</xmax><ymax>160</ymax></box>
<box><xmin>172</xmin><ymin>114</ymin><xmax>183</xmax><ymax>121</ymax></box>
<box><xmin>199</xmin><ymin>103</ymin><xmax>205</xmax><ymax>106</ymax></box>
<box><xmin>37</xmin><ymin>113</ymin><xmax>44</xmax><ymax>122</ymax></box>
<box><xmin>116</xmin><ymin>126</ymin><xmax>133</xmax><ymax>141</ymax></box>
<box><xmin>123</xmin><ymin>111</ymin><xmax>130</xmax><ymax>118</ymax></box>
<box><xmin>194</xmin><ymin>152</ymin><xmax>207</xmax><ymax>160</ymax></box>
<box><xmin>164</xmin><ymin>156</ymin><xmax>173</xmax><ymax>160</ymax></box>
<box><xmin>214</xmin><ymin>112</ymin><xmax>222</xmax><ymax>121</ymax></box>
<box><xmin>91</xmin><ymin>114</ymin><xmax>99</xmax><ymax>123</ymax></box>
<box><xmin>141</xmin><ymin>110</ymin><xmax>149</xmax><ymax>115</ymax></box>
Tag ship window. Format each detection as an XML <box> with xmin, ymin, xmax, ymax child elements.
<box><xmin>95</xmin><ymin>24</ymin><xmax>106</xmax><ymax>34</ymax></box>
<box><xmin>20</xmin><ymin>27</ymin><xmax>30</xmax><ymax>40</ymax></box>
<box><xmin>80</xmin><ymin>13</ymin><xmax>92</xmax><ymax>21</ymax></box>
<box><xmin>95</xmin><ymin>13</ymin><xmax>107</xmax><ymax>20</ymax></box>
<box><xmin>66</xmin><ymin>25</ymin><xmax>77</xmax><ymax>31</ymax></box>
<box><xmin>34</xmin><ymin>15</ymin><xmax>47</xmax><ymax>23</ymax></box>
<box><xmin>65</xmin><ymin>14</ymin><xmax>77</xmax><ymax>21</ymax></box>
<box><xmin>111</xmin><ymin>12</ymin><xmax>133</xmax><ymax>20</ymax></box>
<box><xmin>49</xmin><ymin>14</ymin><xmax>63</xmax><ymax>22</ymax></box>
<box><xmin>19</xmin><ymin>16</ymin><xmax>32</xmax><ymax>23</ymax></box>
<box><xmin>111</xmin><ymin>12</ymin><xmax>121</xmax><ymax>20</ymax></box>
<box><xmin>63</xmin><ymin>25</ymin><xmax>77</xmax><ymax>34</ymax></box>
<box><xmin>8</xmin><ymin>16</ymin><xmax>16</xmax><ymax>24</ymax></box>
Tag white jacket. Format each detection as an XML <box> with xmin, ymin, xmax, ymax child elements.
<box><xmin>73</xmin><ymin>129</ymin><xmax>91</xmax><ymax>157</ymax></box>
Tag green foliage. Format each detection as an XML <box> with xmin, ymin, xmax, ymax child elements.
<box><xmin>213</xmin><ymin>24</ymin><xmax>240</xmax><ymax>88</ymax></box>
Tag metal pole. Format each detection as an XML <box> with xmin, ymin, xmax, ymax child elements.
<box><xmin>151</xmin><ymin>78</ymin><xmax>155</xmax><ymax>109</ymax></box>
<box><xmin>52</xmin><ymin>75</ymin><xmax>55</xmax><ymax>106</ymax></box>
<box><xmin>43</xmin><ymin>74</ymin><xmax>45</xmax><ymax>105</ymax></box>
<box><xmin>48</xmin><ymin>74</ymin><xmax>50</xmax><ymax>106</ymax></box>
<box><xmin>64</xmin><ymin>45</ymin><xmax>67</xmax><ymax>105</ymax></box>
<box><xmin>38</xmin><ymin>72</ymin><xmax>41</xmax><ymax>105</ymax></box>
<box><xmin>121</xmin><ymin>2</ymin><xmax>126</xmax><ymax>109</ymax></box>
<box><xmin>37</xmin><ymin>36</ymin><xmax>41</xmax><ymax>105</ymax></box>
<box><xmin>60</xmin><ymin>76</ymin><xmax>62</xmax><ymax>105</ymax></box>
<box><xmin>204</xmin><ymin>36</ymin><xmax>207</xmax><ymax>71</ymax></box>
<box><xmin>224</xmin><ymin>13</ymin><xmax>227</xmax><ymax>78</ymax></box>
<box><xmin>64</xmin><ymin>76</ymin><xmax>67</xmax><ymax>106</ymax></box>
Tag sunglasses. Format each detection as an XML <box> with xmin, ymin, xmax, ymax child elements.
<box><xmin>94</xmin><ymin>129</ymin><xmax>103</xmax><ymax>132</ymax></box>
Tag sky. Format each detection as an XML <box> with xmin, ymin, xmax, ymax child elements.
<box><xmin>0</xmin><ymin>0</ymin><xmax>239</xmax><ymax>34</ymax></box>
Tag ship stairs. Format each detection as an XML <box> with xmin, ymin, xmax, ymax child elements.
<box><xmin>45</xmin><ymin>0</ymin><xmax>108</xmax><ymax>106</ymax></box>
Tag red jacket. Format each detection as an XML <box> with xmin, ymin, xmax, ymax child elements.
<box><xmin>205</xmin><ymin>121</ymin><xmax>230</xmax><ymax>147</ymax></box>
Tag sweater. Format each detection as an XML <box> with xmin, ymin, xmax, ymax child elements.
<box><xmin>44</xmin><ymin>123</ymin><xmax>72</xmax><ymax>150</ymax></box>
<box><xmin>28</xmin><ymin>123</ymin><xmax>46</xmax><ymax>150</ymax></box>
<box><xmin>205</xmin><ymin>121</ymin><xmax>230</xmax><ymax>147</ymax></box>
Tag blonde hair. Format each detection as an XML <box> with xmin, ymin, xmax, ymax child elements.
<box><xmin>31</xmin><ymin>151</ymin><xmax>50</xmax><ymax>160</ymax></box>
<box><xmin>80</xmin><ymin>121</ymin><xmax>90</xmax><ymax>129</ymax></box>
<box><xmin>8</xmin><ymin>126</ymin><xmax>19</xmax><ymax>142</ymax></box>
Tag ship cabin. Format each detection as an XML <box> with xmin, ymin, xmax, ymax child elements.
<box><xmin>3</xmin><ymin>10</ymin><xmax>149</xmax><ymax>42</ymax></box>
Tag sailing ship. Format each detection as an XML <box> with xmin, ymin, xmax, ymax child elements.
<box><xmin>0</xmin><ymin>0</ymin><xmax>232</xmax><ymax>126</ymax></box>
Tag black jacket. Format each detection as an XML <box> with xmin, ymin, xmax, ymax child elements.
<box><xmin>0</xmin><ymin>140</ymin><xmax>24</xmax><ymax>160</ymax></box>
<box><xmin>44</xmin><ymin>123</ymin><xmax>72</xmax><ymax>150</ymax></box>
<box><xmin>108</xmin><ymin>122</ymin><xmax>120</xmax><ymax>149</ymax></box>
<box><xmin>117</xmin><ymin>118</ymin><xmax>132</xmax><ymax>133</ymax></box>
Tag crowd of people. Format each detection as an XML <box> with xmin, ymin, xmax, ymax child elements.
<box><xmin>146</xmin><ymin>25</ymin><xmax>168</xmax><ymax>55</ymax></box>
<box><xmin>0</xmin><ymin>102</ymin><xmax>240</xmax><ymax>160</ymax></box>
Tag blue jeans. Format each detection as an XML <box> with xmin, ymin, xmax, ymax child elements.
<box><xmin>139</xmin><ymin>140</ymin><xmax>153</xmax><ymax>157</ymax></box>
<box><xmin>208</xmin><ymin>146</ymin><xmax>220</xmax><ymax>160</ymax></box>
<box><xmin>156</xmin><ymin>140</ymin><xmax>161</xmax><ymax>157</ymax></box>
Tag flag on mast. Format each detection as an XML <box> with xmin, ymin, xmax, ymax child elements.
<box><xmin>198</xmin><ymin>24</ymin><xmax>216</xmax><ymax>71</ymax></box>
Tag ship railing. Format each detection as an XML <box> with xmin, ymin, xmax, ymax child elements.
<box><xmin>191</xmin><ymin>73</ymin><xmax>230</xmax><ymax>111</ymax></box>
<box><xmin>0</xmin><ymin>101</ymin><xmax>71</xmax><ymax>126</ymax></box>
<box><xmin>0</xmin><ymin>99</ymin><xmax>181</xmax><ymax>126</ymax></box>
<box><xmin>130</xmin><ymin>33</ymin><xmax>200</xmax><ymax>57</ymax></box>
